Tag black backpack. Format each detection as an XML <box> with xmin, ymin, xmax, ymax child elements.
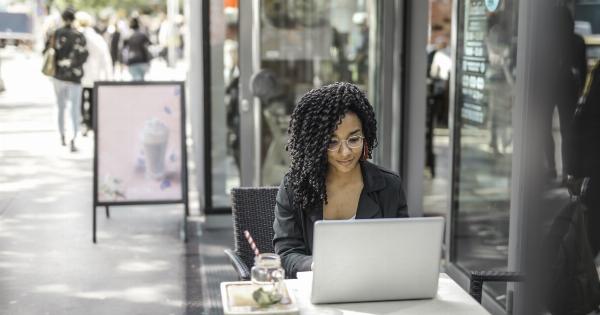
<box><xmin>544</xmin><ymin>200</ymin><xmax>600</xmax><ymax>315</ymax></box>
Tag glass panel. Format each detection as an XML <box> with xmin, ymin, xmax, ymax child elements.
<box><xmin>208</xmin><ymin>0</ymin><xmax>241</xmax><ymax>207</ymax></box>
<box><xmin>424</xmin><ymin>0</ymin><xmax>453</xmax><ymax>217</ymax></box>
<box><xmin>257</xmin><ymin>0</ymin><xmax>380</xmax><ymax>185</ymax></box>
<box><xmin>452</xmin><ymin>0</ymin><xmax>519</xmax><ymax>307</ymax></box>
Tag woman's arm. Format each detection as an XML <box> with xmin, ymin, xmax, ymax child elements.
<box><xmin>272</xmin><ymin>178</ymin><xmax>313</xmax><ymax>278</ymax></box>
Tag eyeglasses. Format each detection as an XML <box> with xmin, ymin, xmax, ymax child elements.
<box><xmin>327</xmin><ymin>135</ymin><xmax>364</xmax><ymax>151</ymax></box>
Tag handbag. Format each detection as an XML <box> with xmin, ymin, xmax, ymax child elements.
<box><xmin>42</xmin><ymin>35</ymin><xmax>56</xmax><ymax>77</ymax></box>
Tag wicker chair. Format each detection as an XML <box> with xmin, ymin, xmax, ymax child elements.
<box><xmin>469</xmin><ymin>270</ymin><xmax>525</xmax><ymax>304</ymax></box>
<box><xmin>224</xmin><ymin>187</ymin><xmax>279</xmax><ymax>280</ymax></box>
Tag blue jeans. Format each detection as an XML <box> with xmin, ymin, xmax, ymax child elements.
<box><xmin>128</xmin><ymin>63</ymin><xmax>149</xmax><ymax>81</ymax></box>
<box><xmin>53</xmin><ymin>79</ymin><xmax>82</xmax><ymax>140</ymax></box>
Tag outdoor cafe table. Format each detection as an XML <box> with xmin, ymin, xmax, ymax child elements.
<box><xmin>283</xmin><ymin>271</ymin><xmax>492</xmax><ymax>314</ymax></box>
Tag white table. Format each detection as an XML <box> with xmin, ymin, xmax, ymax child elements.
<box><xmin>285</xmin><ymin>272</ymin><xmax>491</xmax><ymax>315</ymax></box>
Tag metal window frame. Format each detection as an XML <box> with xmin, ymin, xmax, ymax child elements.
<box><xmin>399</xmin><ymin>0</ymin><xmax>428</xmax><ymax>217</ymax></box>
<box><xmin>238</xmin><ymin>0</ymin><xmax>261</xmax><ymax>188</ymax></box>
<box><xmin>374</xmin><ymin>0</ymin><xmax>399</xmax><ymax>171</ymax></box>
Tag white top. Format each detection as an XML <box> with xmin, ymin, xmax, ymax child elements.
<box><xmin>287</xmin><ymin>272</ymin><xmax>491</xmax><ymax>315</ymax></box>
<box><xmin>81</xmin><ymin>27</ymin><xmax>113</xmax><ymax>88</ymax></box>
<box><xmin>323</xmin><ymin>215</ymin><xmax>355</xmax><ymax>221</ymax></box>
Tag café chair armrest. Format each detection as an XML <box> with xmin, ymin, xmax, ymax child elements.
<box><xmin>224</xmin><ymin>249</ymin><xmax>251</xmax><ymax>281</ymax></box>
<box><xmin>469</xmin><ymin>270</ymin><xmax>525</xmax><ymax>304</ymax></box>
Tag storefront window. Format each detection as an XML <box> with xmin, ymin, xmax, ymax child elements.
<box><xmin>451</xmin><ymin>0</ymin><xmax>519</xmax><ymax>306</ymax></box>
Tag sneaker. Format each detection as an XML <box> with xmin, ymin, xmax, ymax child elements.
<box><xmin>61</xmin><ymin>135</ymin><xmax>66</xmax><ymax>146</ymax></box>
<box><xmin>70</xmin><ymin>140</ymin><xmax>78</xmax><ymax>152</ymax></box>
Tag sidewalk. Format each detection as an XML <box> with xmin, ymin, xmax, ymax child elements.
<box><xmin>0</xmin><ymin>50</ymin><xmax>236</xmax><ymax>315</ymax></box>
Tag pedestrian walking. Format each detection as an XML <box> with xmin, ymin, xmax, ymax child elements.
<box><xmin>49</xmin><ymin>7</ymin><xmax>89</xmax><ymax>152</ymax></box>
<box><xmin>76</xmin><ymin>11</ymin><xmax>112</xmax><ymax>136</ymax></box>
<box><xmin>122</xmin><ymin>17</ymin><xmax>151</xmax><ymax>81</ymax></box>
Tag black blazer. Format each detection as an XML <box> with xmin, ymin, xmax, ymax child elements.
<box><xmin>272</xmin><ymin>161</ymin><xmax>408</xmax><ymax>278</ymax></box>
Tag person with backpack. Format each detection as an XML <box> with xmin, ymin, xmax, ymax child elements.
<box><xmin>543</xmin><ymin>191</ymin><xmax>600</xmax><ymax>315</ymax></box>
<box><xmin>50</xmin><ymin>7</ymin><xmax>89</xmax><ymax>152</ymax></box>
<box><xmin>542</xmin><ymin>58</ymin><xmax>600</xmax><ymax>315</ymax></box>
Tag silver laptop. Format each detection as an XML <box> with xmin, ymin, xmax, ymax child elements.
<box><xmin>310</xmin><ymin>217</ymin><xmax>445</xmax><ymax>304</ymax></box>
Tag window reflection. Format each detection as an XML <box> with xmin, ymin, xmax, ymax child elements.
<box><xmin>521</xmin><ymin>3</ymin><xmax>600</xmax><ymax>313</ymax></box>
<box><xmin>452</xmin><ymin>0</ymin><xmax>519</xmax><ymax>305</ymax></box>
<box><xmin>258</xmin><ymin>0</ymin><xmax>379</xmax><ymax>185</ymax></box>
<box><xmin>424</xmin><ymin>0</ymin><xmax>452</xmax><ymax>219</ymax></box>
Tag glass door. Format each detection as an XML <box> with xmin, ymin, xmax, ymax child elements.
<box><xmin>449</xmin><ymin>0</ymin><xmax>519</xmax><ymax>309</ymax></box>
<box><xmin>238</xmin><ymin>0</ymin><xmax>384</xmax><ymax>187</ymax></box>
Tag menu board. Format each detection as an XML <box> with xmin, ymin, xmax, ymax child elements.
<box><xmin>458</xmin><ymin>0</ymin><xmax>489</xmax><ymax>126</ymax></box>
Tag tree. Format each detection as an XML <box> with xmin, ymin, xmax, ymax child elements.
<box><xmin>47</xmin><ymin>0</ymin><xmax>167</xmax><ymax>14</ymax></box>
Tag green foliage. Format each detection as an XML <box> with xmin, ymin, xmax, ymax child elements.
<box><xmin>49</xmin><ymin>0</ymin><xmax>167</xmax><ymax>15</ymax></box>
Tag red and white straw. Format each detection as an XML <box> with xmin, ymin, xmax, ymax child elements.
<box><xmin>244</xmin><ymin>230</ymin><xmax>260</xmax><ymax>256</ymax></box>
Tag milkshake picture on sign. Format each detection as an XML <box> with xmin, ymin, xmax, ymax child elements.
<box><xmin>96</xmin><ymin>83</ymin><xmax>185</xmax><ymax>203</ymax></box>
<box><xmin>142</xmin><ymin>118</ymin><xmax>170</xmax><ymax>180</ymax></box>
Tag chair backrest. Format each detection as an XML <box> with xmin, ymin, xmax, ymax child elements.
<box><xmin>231</xmin><ymin>187</ymin><xmax>279</xmax><ymax>271</ymax></box>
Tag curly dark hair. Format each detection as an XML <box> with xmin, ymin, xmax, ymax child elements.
<box><xmin>286</xmin><ymin>82</ymin><xmax>378</xmax><ymax>212</ymax></box>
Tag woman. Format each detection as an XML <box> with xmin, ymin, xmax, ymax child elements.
<box><xmin>273</xmin><ymin>82</ymin><xmax>408</xmax><ymax>278</ymax></box>
<box><xmin>50</xmin><ymin>7</ymin><xmax>89</xmax><ymax>152</ymax></box>
<box><xmin>76</xmin><ymin>11</ymin><xmax>113</xmax><ymax>136</ymax></box>
<box><xmin>123</xmin><ymin>17</ymin><xmax>151</xmax><ymax>81</ymax></box>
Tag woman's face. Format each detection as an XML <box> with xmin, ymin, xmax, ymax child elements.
<box><xmin>327</xmin><ymin>112</ymin><xmax>364</xmax><ymax>174</ymax></box>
